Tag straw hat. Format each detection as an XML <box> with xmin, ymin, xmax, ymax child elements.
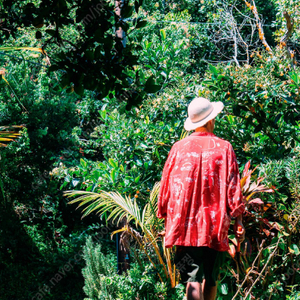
<box><xmin>184</xmin><ymin>97</ymin><xmax>224</xmax><ymax>131</ymax></box>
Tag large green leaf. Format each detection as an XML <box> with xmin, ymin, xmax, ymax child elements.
<box><xmin>144</xmin><ymin>76</ymin><xmax>161</xmax><ymax>93</ymax></box>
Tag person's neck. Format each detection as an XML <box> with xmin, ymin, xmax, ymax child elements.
<box><xmin>195</xmin><ymin>127</ymin><xmax>214</xmax><ymax>133</ymax></box>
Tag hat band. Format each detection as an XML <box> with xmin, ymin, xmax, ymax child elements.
<box><xmin>190</xmin><ymin>105</ymin><xmax>214</xmax><ymax>124</ymax></box>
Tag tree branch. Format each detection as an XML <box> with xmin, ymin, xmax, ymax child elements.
<box><xmin>280</xmin><ymin>11</ymin><xmax>294</xmax><ymax>43</ymax></box>
<box><xmin>280</xmin><ymin>11</ymin><xmax>296</xmax><ymax>69</ymax></box>
<box><xmin>232</xmin><ymin>239</ymin><xmax>266</xmax><ymax>300</ymax></box>
<box><xmin>245</xmin><ymin>0</ymin><xmax>273</xmax><ymax>54</ymax></box>
<box><xmin>243</xmin><ymin>238</ymin><xmax>281</xmax><ymax>299</ymax></box>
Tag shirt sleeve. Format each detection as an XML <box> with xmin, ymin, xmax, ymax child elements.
<box><xmin>157</xmin><ymin>147</ymin><xmax>177</xmax><ymax>219</ymax></box>
<box><xmin>227</xmin><ymin>145</ymin><xmax>245</xmax><ymax>218</ymax></box>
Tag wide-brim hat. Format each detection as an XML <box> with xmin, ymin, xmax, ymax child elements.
<box><xmin>184</xmin><ymin>97</ymin><xmax>224</xmax><ymax>131</ymax></box>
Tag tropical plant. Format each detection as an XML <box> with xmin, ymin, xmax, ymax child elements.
<box><xmin>228</xmin><ymin>161</ymin><xmax>275</xmax><ymax>259</ymax></box>
<box><xmin>226</xmin><ymin>159</ymin><xmax>300</xmax><ymax>299</ymax></box>
<box><xmin>0</xmin><ymin>0</ymin><xmax>150</xmax><ymax>109</ymax></box>
<box><xmin>0</xmin><ymin>125</ymin><xmax>23</xmax><ymax>147</ymax></box>
<box><xmin>0</xmin><ymin>125</ymin><xmax>24</xmax><ymax>207</ymax></box>
<box><xmin>82</xmin><ymin>236</ymin><xmax>185</xmax><ymax>300</ymax></box>
<box><xmin>65</xmin><ymin>182</ymin><xmax>179</xmax><ymax>288</ymax></box>
<box><xmin>240</xmin><ymin>160</ymin><xmax>274</xmax><ymax>206</ymax></box>
<box><xmin>82</xmin><ymin>237</ymin><xmax>119</xmax><ymax>299</ymax></box>
<box><xmin>202</xmin><ymin>50</ymin><xmax>300</xmax><ymax>164</ymax></box>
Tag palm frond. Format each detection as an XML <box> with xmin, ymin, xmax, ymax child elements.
<box><xmin>66</xmin><ymin>184</ymin><xmax>178</xmax><ymax>288</ymax></box>
<box><xmin>0</xmin><ymin>125</ymin><xmax>24</xmax><ymax>147</ymax></box>
<box><xmin>0</xmin><ymin>46</ymin><xmax>45</xmax><ymax>53</ymax></box>
<box><xmin>150</xmin><ymin>182</ymin><xmax>161</xmax><ymax>207</ymax></box>
<box><xmin>163</xmin><ymin>246</ymin><xmax>177</xmax><ymax>288</ymax></box>
<box><xmin>180</xmin><ymin>129</ymin><xmax>189</xmax><ymax>140</ymax></box>
<box><xmin>144</xmin><ymin>181</ymin><xmax>162</xmax><ymax>227</ymax></box>
<box><xmin>66</xmin><ymin>190</ymin><xmax>143</xmax><ymax>227</ymax></box>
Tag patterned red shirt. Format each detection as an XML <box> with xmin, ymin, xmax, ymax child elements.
<box><xmin>157</xmin><ymin>132</ymin><xmax>245</xmax><ymax>251</ymax></box>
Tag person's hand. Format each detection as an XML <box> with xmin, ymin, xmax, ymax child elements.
<box><xmin>158</xmin><ymin>230</ymin><xmax>165</xmax><ymax>237</ymax></box>
<box><xmin>234</xmin><ymin>218</ymin><xmax>245</xmax><ymax>243</ymax></box>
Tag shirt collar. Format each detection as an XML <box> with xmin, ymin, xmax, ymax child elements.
<box><xmin>190</xmin><ymin>132</ymin><xmax>216</xmax><ymax>137</ymax></box>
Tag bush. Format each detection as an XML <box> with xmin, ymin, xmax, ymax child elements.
<box><xmin>53</xmin><ymin>72</ymin><xmax>198</xmax><ymax>200</ymax></box>
<box><xmin>201</xmin><ymin>50</ymin><xmax>300</xmax><ymax>163</ymax></box>
<box><xmin>82</xmin><ymin>237</ymin><xmax>185</xmax><ymax>300</ymax></box>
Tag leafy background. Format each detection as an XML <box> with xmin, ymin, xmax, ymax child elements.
<box><xmin>0</xmin><ymin>0</ymin><xmax>300</xmax><ymax>299</ymax></box>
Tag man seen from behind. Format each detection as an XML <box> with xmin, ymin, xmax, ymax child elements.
<box><xmin>157</xmin><ymin>97</ymin><xmax>245</xmax><ymax>300</ymax></box>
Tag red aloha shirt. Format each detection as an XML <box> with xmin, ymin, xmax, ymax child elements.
<box><xmin>157</xmin><ymin>132</ymin><xmax>245</xmax><ymax>251</ymax></box>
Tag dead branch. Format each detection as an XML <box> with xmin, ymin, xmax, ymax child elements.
<box><xmin>232</xmin><ymin>239</ymin><xmax>266</xmax><ymax>300</ymax></box>
<box><xmin>245</xmin><ymin>0</ymin><xmax>273</xmax><ymax>54</ymax></box>
<box><xmin>280</xmin><ymin>11</ymin><xmax>296</xmax><ymax>69</ymax></box>
<box><xmin>210</xmin><ymin>1</ymin><xmax>258</xmax><ymax>66</ymax></box>
<box><xmin>281</xmin><ymin>11</ymin><xmax>294</xmax><ymax>43</ymax></box>
<box><xmin>243</xmin><ymin>237</ymin><xmax>281</xmax><ymax>300</ymax></box>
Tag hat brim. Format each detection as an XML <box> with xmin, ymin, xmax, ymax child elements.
<box><xmin>184</xmin><ymin>102</ymin><xmax>224</xmax><ymax>131</ymax></box>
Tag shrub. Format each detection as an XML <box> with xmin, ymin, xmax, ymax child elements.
<box><xmin>53</xmin><ymin>72</ymin><xmax>198</xmax><ymax>199</ymax></box>
<box><xmin>82</xmin><ymin>237</ymin><xmax>185</xmax><ymax>300</ymax></box>
<box><xmin>201</xmin><ymin>50</ymin><xmax>300</xmax><ymax>163</ymax></box>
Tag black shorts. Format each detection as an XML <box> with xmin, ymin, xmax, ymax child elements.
<box><xmin>174</xmin><ymin>246</ymin><xmax>227</xmax><ymax>286</ymax></box>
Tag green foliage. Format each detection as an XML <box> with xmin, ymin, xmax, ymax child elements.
<box><xmin>201</xmin><ymin>51</ymin><xmax>300</xmax><ymax>163</ymax></box>
<box><xmin>217</xmin><ymin>157</ymin><xmax>300</xmax><ymax>299</ymax></box>
<box><xmin>82</xmin><ymin>237</ymin><xmax>185</xmax><ymax>300</ymax></box>
<box><xmin>0</xmin><ymin>0</ymin><xmax>150</xmax><ymax>108</ymax></box>
<box><xmin>1</xmin><ymin>0</ymin><xmax>300</xmax><ymax>299</ymax></box>
<box><xmin>286</xmin><ymin>286</ymin><xmax>300</xmax><ymax>300</ymax></box>
<box><xmin>0</xmin><ymin>61</ymin><xmax>80</xmax><ymax>209</ymax></box>
<box><xmin>258</xmin><ymin>147</ymin><xmax>300</xmax><ymax>209</ymax></box>
<box><xmin>274</xmin><ymin>0</ymin><xmax>300</xmax><ymax>43</ymax></box>
<box><xmin>0</xmin><ymin>58</ymin><xmax>113</xmax><ymax>300</ymax></box>
<box><xmin>82</xmin><ymin>237</ymin><xmax>118</xmax><ymax>299</ymax></box>
<box><xmin>53</xmin><ymin>74</ymin><xmax>197</xmax><ymax>197</ymax></box>
<box><xmin>137</xmin><ymin>10</ymin><xmax>193</xmax><ymax>77</ymax></box>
